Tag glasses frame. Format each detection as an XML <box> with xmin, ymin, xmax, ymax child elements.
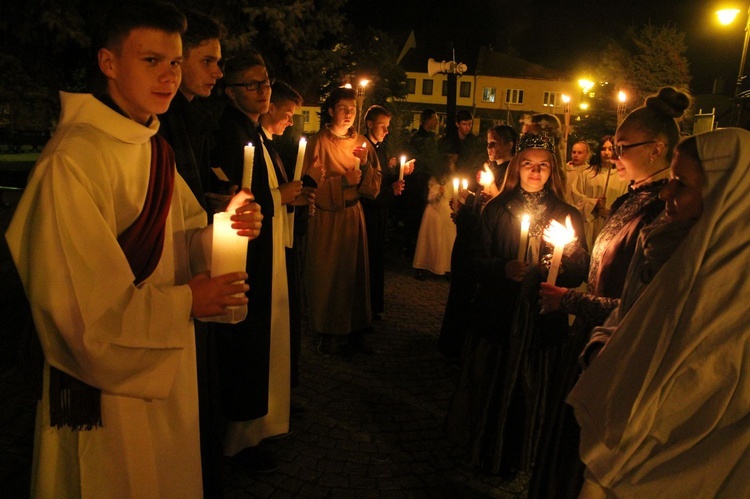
<box><xmin>225</xmin><ymin>78</ymin><xmax>274</xmax><ymax>92</ymax></box>
<box><xmin>613</xmin><ymin>140</ymin><xmax>656</xmax><ymax>157</ymax></box>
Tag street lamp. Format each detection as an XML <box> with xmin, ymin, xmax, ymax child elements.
<box><xmin>717</xmin><ymin>6</ymin><xmax>750</xmax><ymax>125</ymax></box>
<box><xmin>561</xmin><ymin>94</ymin><xmax>571</xmax><ymax>160</ymax></box>
<box><xmin>356</xmin><ymin>79</ymin><xmax>369</xmax><ymax>133</ymax></box>
<box><xmin>617</xmin><ymin>91</ymin><xmax>628</xmax><ymax>126</ymax></box>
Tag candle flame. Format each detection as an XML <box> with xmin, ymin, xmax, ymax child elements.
<box><xmin>362</xmin><ymin>141</ymin><xmax>367</xmax><ymax>148</ymax></box>
<box><xmin>400</xmin><ymin>155</ymin><xmax>407</xmax><ymax>166</ymax></box>
<box><xmin>521</xmin><ymin>213</ymin><xmax>530</xmax><ymax>226</ymax></box>
<box><xmin>479</xmin><ymin>164</ymin><xmax>494</xmax><ymax>187</ymax></box>
<box><xmin>299</xmin><ymin>137</ymin><xmax>307</xmax><ymax>145</ymax></box>
<box><xmin>543</xmin><ymin>215</ymin><xmax>576</xmax><ymax>247</ymax></box>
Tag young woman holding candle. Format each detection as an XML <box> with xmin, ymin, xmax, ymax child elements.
<box><xmin>572</xmin><ymin>135</ymin><xmax>630</xmax><ymax>251</ymax></box>
<box><xmin>439</xmin><ymin>125</ymin><xmax>517</xmax><ymax>359</ymax></box>
<box><xmin>302</xmin><ymin>86</ymin><xmax>382</xmax><ymax>355</ymax></box>
<box><xmin>568</xmin><ymin>127</ymin><xmax>750</xmax><ymax>499</ymax></box>
<box><xmin>445</xmin><ymin>132</ymin><xmax>587</xmax><ymax>478</ymax></box>
<box><xmin>530</xmin><ymin>87</ymin><xmax>691</xmax><ymax>499</ymax></box>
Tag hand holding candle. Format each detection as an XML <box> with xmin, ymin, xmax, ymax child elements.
<box><xmin>543</xmin><ymin>215</ymin><xmax>576</xmax><ymax>284</ymax></box>
<box><xmin>207</xmin><ymin>211</ymin><xmax>250</xmax><ymax>323</ymax></box>
<box><xmin>399</xmin><ymin>155</ymin><xmax>407</xmax><ymax>181</ymax></box>
<box><xmin>479</xmin><ymin>163</ymin><xmax>495</xmax><ymax>188</ymax></box>
<box><xmin>517</xmin><ymin>214</ymin><xmax>530</xmax><ymax>262</ymax></box>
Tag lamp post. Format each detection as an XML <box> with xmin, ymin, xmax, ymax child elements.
<box><xmin>356</xmin><ymin>79</ymin><xmax>369</xmax><ymax>133</ymax></box>
<box><xmin>617</xmin><ymin>91</ymin><xmax>628</xmax><ymax>126</ymax></box>
<box><xmin>717</xmin><ymin>6</ymin><xmax>750</xmax><ymax>125</ymax></box>
<box><xmin>561</xmin><ymin>94</ymin><xmax>571</xmax><ymax>157</ymax></box>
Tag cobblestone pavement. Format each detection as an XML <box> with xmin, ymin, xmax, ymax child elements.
<box><xmin>0</xmin><ymin>233</ymin><xmax>529</xmax><ymax>498</ymax></box>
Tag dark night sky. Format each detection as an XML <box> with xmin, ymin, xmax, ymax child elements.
<box><xmin>346</xmin><ymin>0</ymin><xmax>746</xmax><ymax>95</ymax></box>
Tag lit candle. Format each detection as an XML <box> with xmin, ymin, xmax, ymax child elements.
<box><xmin>399</xmin><ymin>155</ymin><xmax>407</xmax><ymax>181</ymax></box>
<box><xmin>209</xmin><ymin>212</ymin><xmax>249</xmax><ymax>323</ymax></box>
<box><xmin>293</xmin><ymin>137</ymin><xmax>307</xmax><ymax>181</ymax></box>
<box><xmin>452</xmin><ymin>177</ymin><xmax>460</xmax><ymax>213</ymax></box>
<box><xmin>544</xmin><ymin>215</ymin><xmax>576</xmax><ymax>284</ymax></box>
<box><xmin>479</xmin><ymin>163</ymin><xmax>494</xmax><ymax>189</ymax></box>
<box><xmin>517</xmin><ymin>214</ymin><xmax>530</xmax><ymax>262</ymax></box>
<box><xmin>462</xmin><ymin>179</ymin><xmax>468</xmax><ymax>191</ymax></box>
<box><xmin>242</xmin><ymin>142</ymin><xmax>255</xmax><ymax>189</ymax></box>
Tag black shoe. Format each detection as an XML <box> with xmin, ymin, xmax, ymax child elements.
<box><xmin>232</xmin><ymin>446</ymin><xmax>279</xmax><ymax>473</ymax></box>
<box><xmin>290</xmin><ymin>401</ymin><xmax>306</xmax><ymax>415</ymax></box>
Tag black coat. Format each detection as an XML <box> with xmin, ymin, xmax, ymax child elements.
<box><xmin>211</xmin><ymin>105</ymin><xmax>275</xmax><ymax>421</ymax></box>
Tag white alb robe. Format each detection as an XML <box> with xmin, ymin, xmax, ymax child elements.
<box><xmin>6</xmin><ymin>92</ymin><xmax>209</xmax><ymax>498</ymax></box>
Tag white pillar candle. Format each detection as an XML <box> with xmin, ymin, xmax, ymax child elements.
<box><xmin>547</xmin><ymin>244</ymin><xmax>565</xmax><ymax>285</ymax></box>
<box><xmin>209</xmin><ymin>212</ymin><xmax>249</xmax><ymax>323</ymax></box>
<box><xmin>399</xmin><ymin>155</ymin><xmax>407</xmax><ymax>180</ymax></box>
<box><xmin>242</xmin><ymin>142</ymin><xmax>255</xmax><ymax>189</ymax></box>
<box><xmin>517</xmin><ymin>214</ymin><xmax>530</xmax><ymax>262</ymax></box>
<box><xmin>462</xmin><ymin>178</ymin><xmax>468</xmax><ymax>191</ymax></box>
<box><xmin>293</xmin><ymin>137</ymin><xmax>307</xmax><ymax>181</ymax></box>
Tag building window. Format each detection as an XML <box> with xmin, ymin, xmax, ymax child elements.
<box><xmin>406</xmin><ymin>78</ymin><xmax>416</xmax><ymax>94</ymax></box>
<box><xmin>441</xmin><ymin>81</ymin><xmax>448</xmax><ymax>96</ymax></box>
<box><xmin>543</xmin><ymin>92</ymin><xmax>560</xmax><ymax>107</ymax></box>
<box><xmin>505</xmin><ymin>88</ymin><xmax>524</xmax><ymax>105</ymax></box>
<box><xmin>302</xmin><ymin>110</ymin><xmax>310</xmax><ymax>123</ymax></box>
<box><xmin>459</xmin><ymin>81</ymin><xmax>471</xmax><ymax>98</ymax></box>
<box><xmin>482</xmin><ymin>87</ymin><xmax>496</xmax><ymax>103</ymax></box>
<box><xmin>422</xmin><ymin>79</ymin><xmax>434</xmax><ymax>95</ymax></box>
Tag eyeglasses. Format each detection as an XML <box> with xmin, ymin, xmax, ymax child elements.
<box><xmin>613</xmin><ymin>140</ymin><xmax>656</xmax><ymax>157</ymax></box>
<box><xmin>226</xmin><ymin>78</ymin><xmax>274</xmax><ymax>92</ymax></box>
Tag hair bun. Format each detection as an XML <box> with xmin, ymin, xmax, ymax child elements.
<box><xmin>645</xmin><ymin>87</ymin><xmax>691</xmax><ymax>119</ymax></box>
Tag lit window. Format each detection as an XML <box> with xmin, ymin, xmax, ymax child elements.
<box><xmin>543</xmin><ymin>92</ymin><xmax>560</xmax><ymax>107</ymax></box>
<box><xmin>302</xmin><ymin>110</ymin><xmax>310</xmax><ymax>123</ymax></box>
<box><xmin>482</xmin><ymin>87</ymin><xmax>496</xmax><ymax>103</ymax></box>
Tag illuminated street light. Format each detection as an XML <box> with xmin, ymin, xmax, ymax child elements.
<box><xmin>562</xmin><ymin>94</ymin><xmax>571</xmax><ymax>143</ymax></box>
<box><xmin>578</xmin><ymin>79</ymin><xmax>594</xmax><ymax>95</ymax></box>
<box><xmin>356</xmin><ymin>79</ymin><xmax>369</xmax><ymax>133</ymax></box>
<box><xmin>580</xmin><ymin>102</ymin><xmax>590</xmax><ymax>111</ymax></box>
<box><xmin>617</xmin><ymin>91</ymin><xmax>628</xmax><ymax>126</ymax></box>
<box><xmin>717</xmin><ymin>6</ymin><xmax>750</xmax><ymax>125</ymax></box>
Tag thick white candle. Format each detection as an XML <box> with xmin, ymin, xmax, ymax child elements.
<box><xmin>242</xmin><ymin>142</ymin><xmax>255</xmax><ymax>189</ymax></box>
<box><xmin>462</xmin><ymin>178</ymin><xmax>468</xmax><ymax>191</ymax></box>
<box><xmin>209</xmin><ymin>212</ymin><xmax>249</xmax><ymax>323</ymax></box>
<box><xmin>517</xmin><ymin>214</ymin><xmax>530</xmax><ymax>262</ymax></box>
<box><xmin>399</xmin><ymin>155</ymin><xmax>407</xmax><ymax>181</ymax></box>
<box><xmin>293</xmin><ymin>137</ymin><xmax>307</xmax><ymax>181</ymax></box>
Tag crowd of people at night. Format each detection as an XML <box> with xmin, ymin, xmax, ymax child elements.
<box><xmin>4</xmin><ymin>1</ymin><xmax>749</xmax><ymax>497</ymax></box>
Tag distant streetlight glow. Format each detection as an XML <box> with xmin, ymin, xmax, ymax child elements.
<box><xmin>578</xmin><ymin>79</ymin><xmax>594</xmax><ymax>94</ymax></box>
<box><xmin>618</xmin><ymin>91</ymin><xmax>627</xmax><ymax>103</ymax></box>
<box><xmin>717</xmin><ymin>9</ymin><xmax>741</xmax><ymax>25</ymax></box>
<box><xmin>716</xmin><ymin>6</ymin><xmax>750</xmax><ymax>125</ymax></box>
<box><xmin>580</xmin><ymin>102</ymin><xmax>589</xmax><ymax>111</ymax></box>
<box><xmin>561</xmin><ymin>94</ymin><xmax>571</xmax><ymax>103</ymax></box>
<box><xmin>617</xmin><ymin>91</ymin><xmax>628</xmax><ymax>126</ymax></box>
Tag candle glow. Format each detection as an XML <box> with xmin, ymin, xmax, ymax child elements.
<box><xmin>517</xmin><ymin>214</ymin><xmax>530</xmax><ymax>262</ymax></box>
<box><xmin>293</xmin><ymin>137</ymin><xmax>307</xmax><ymax>181</ymax></box>
<box><xmin>543</xmin><ymin>215</ymin><xmax>576</xmax><ymax>284</ymax></box>
<box><xmin>209</xmin><ymin>212</ymin><xmax>249</xmax><ymax>323</ymax></box>
<box><xmin>400</xmin><ymin>155</ymin><xmax>407</xmax><ymax>181</ymax></box>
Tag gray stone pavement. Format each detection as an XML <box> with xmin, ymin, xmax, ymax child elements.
<box><xmin>0</xmin><ymin>216</ymin><xmax>528</xmax><ymax>497</ymax></box>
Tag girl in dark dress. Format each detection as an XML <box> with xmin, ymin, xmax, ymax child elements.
<box><xmin>446</xmin><ymin>132</ymin><xmax>587</xmax><ymax>477</ymax></box>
